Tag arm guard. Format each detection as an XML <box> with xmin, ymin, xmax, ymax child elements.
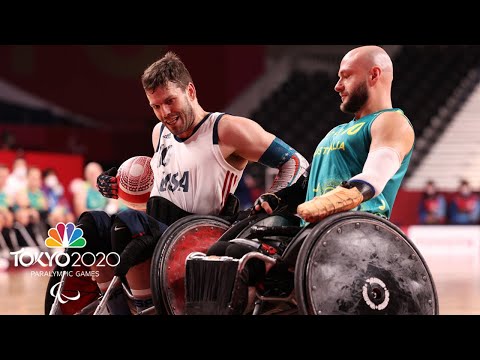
<box><xmin>296</xmin><ymin>179</ymin><xmax>373</xmax><ymax>223</ymax></box>
<box><xmin>349</xmin><ymin>146</ymin><xmax>402</xmax><ymax>197</ymax></box>
<box><xmin>268</xmin><ymin>152</ymin><xmax>309</xmax><ymax>193</ymax></box>
<box><xmin>258</xmin><ymin>137</ymin><xmax>309</xmax><ymax>193</ymax></box>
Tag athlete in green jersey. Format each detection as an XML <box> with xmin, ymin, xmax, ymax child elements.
<box><xmin>254</xmin><ymin>45</ymin><xmax>415</xmax><ymax>224</ymax></box>
<box><xmin>220</xmin><ymin>45</ymin><xmax>415</xmax><ymax>315</ymax></box>
<box><xmin>304</xmin><ymin>107</ymin><xmax>412</xmax><ymax>220</ymax></box>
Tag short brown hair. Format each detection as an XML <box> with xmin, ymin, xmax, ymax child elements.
<box><xmin>141</xmin><ymin>51</ymin><xmax>193</xmax><ymax>92</ymax></box>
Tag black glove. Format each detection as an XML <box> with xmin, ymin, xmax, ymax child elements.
<box><xmin>251</xmin><ymin>193</ymin><xmax>281</xmax><ymax>215</ymax></box>
<box><xmin>96</xmin><ymin>167</ymin><xmax>118</xmax><ymax>199</ymax></box>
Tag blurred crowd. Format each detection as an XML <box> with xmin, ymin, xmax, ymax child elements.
<box><xmin>419</xmin><ymin>179</ymin><xmax>480</xmax><ymax>225</ymax></box>
<box><xmin>0</xmin><ymin>156</ymin><xmax>128</xmax><ymax>257</ymax></box>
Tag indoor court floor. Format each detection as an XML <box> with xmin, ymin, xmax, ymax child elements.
<box><xmin>0</xmin><ymin>257</ymin><xmax>478</xmax><ymax>315</ymax></box>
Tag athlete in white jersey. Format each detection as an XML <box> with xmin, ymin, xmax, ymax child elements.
<box><xmin>150</xmin><ymin>112</ymin><xmax>243</xmax><ymax>215</ymax></box>
<box><xmin>90</xmin><ymin>51</ymin><xmax>309</xmax><ymax>314</ymax></box>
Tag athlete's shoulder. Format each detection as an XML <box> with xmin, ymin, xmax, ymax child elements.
<box><xmin>217</xmin><ymin>114</ymin><xmax>259</xmax><ymax>134</ymax></box>
<box><xmin>386</xmin><ymin>108</ymin><xmax>410</xmax><ymax>121</ymax></box>
<box><xmin>216</xmin><ymin>114</ymin><xmax>274</xmax><ymax>159</ymax></box>
<box><xmin>152</xmin><ymin>122</ymin><xmax>163</xmax><ymax>137</ymax></box>
<box><xmin>371</xmin><ymin>108</ymin><xmax>415</xmax><ymax>151</ymax></box>
<box><xmin>216</xmin><ymin>113</ymin><xmax>244</xmax><ymax>123</ymax></box>
<box><xmin>375</xmin><ymin>108</ymin><xmax>412</xmax><ymax>127</ymax></box>
<box><xmin>151</xmin><ymin>122</ymin><xmax>165</xmax><ymax>150</ymax></box>
<box><xmin>391</xmin><ymin>108</ymin><xmax>413</xmax><ymax>129</ymax></box>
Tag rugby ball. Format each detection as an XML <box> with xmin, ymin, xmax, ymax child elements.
<box><xmin>116</xmin><ymin>156</ymin><xmax>154</xmax><ymax>211</ymax></box>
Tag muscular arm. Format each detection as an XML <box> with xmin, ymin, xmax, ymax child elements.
<box><xmin>217</xmin><ymin>115</ymin><xmax>275</xmax><ymax>167</ymax></box>
<box><xmin>297</xmin><ymin>111</ymin><xmax>415</xmax><ymax>223</ymax></box>
<box><xmin>347</xmin><ymin>111</ymin><xmax>414</xmax><ymax>196</ymax></box>
<box><xmin>218</xmin><ymin>115</ymin><xmax>309</xmax><ymax>191</ymax></box>
<box><xmin>369</xmin><ymin>111</ymin><xmax>414</xmax><ymax>160</ymax></box>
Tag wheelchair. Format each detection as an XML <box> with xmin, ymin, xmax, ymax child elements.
<box><xmin>44</xmin><ymin>215</ymin><xmax>232</xmax><ymax>315</ymax></box>
<box><xmin>155</xmin><ymin>209</ymin><xmax>439</xmax><ymax>315</ymax></box>
<box><xmin>45</xmin><ymin>209</ymin><xmax>439</xmax><ymax>315</ymax></box>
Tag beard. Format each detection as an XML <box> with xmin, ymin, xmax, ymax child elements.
<box><xmin>167</xmin><ymin>96</ymin><xmax>195</xmax><ymax>137</ymax></box>
<box><xmin>341</xmin><ymin>81</ymin><xmax>369</xmax><ymax>114</ymax></box>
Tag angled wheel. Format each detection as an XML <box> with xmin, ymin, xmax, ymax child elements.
<box><xmin>150</xmin><ymin>215</ymin><xmax>230</xmax><ymax>315</ymax></box>
<box><xmin>295</xmin><ymin>212</ymin><xmax>439</xmax><ymax>315</ymax></box>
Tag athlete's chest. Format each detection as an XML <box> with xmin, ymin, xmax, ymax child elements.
<box><xmin>325</xmin><ymin>121</ymin><xmax>367</xmax><ymax>143</ymax></box>
<box><xmin>153</xmin><ymin>135</ymin><xmax>212</xmax><ymax>171</ymax></box>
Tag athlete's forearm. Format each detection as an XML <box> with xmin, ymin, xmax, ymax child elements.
<box><xmin>274</xmin><ymin>165</ymin><xmax>310</xmax><ymax>212</ymax></box>
<box><xmin>258</xmin><ymin>137</ymin><xmax>309</xmax><ymax>193</ymax></box>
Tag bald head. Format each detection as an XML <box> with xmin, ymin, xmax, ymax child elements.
<box><xmin>344</xmin><ymin>46</ymin><xmax>393</xmax><ymax>77</ymax></box>
<box><xmin>335</xmin><ymin>45</ymin><xmax>394</xmax><ymax>116</ymax></box>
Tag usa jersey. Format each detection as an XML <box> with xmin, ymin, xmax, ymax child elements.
<box><xmin>150</xmin><ymin>112</ymin><xmax>243</xmax><ymax>215</ymax></box>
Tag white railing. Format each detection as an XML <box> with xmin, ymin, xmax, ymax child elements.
<box><xmin>405</xmin><ymin>69</ymin><xmax>480</xmax><ymax>191</ymax></box>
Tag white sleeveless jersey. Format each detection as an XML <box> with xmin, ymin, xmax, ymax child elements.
<box><xmin>150</xmin><ymin>112</ymin><xmax>244</xmax><ymax>215</ymax></box>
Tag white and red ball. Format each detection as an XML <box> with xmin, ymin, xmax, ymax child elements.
<box><xmin>116</xmin><ymin>156</ymin><xmax>154</xmax><ymax>211</ymax></box>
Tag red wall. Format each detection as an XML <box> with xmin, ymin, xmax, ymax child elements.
<box><xmin>390</xmin><ymin>189</ymin><xmax>423</xmax><ymax>227</ymax></box>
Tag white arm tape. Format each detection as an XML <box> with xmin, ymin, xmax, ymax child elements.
<box><xmin>350</xmin><ymin>146</ymin><xmax>402</xmax><ymax>198</ymax></box>
<box><xmin>268</xmin><ymin>152</ymin><xmax>309</xmax><ymax>193</ymax></box>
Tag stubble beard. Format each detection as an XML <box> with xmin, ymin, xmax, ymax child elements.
<box><xmin>341</xmin><ymin>81</ymin><xmax>369</xmax><ymax>115</ymax></box>
<box><xmin>171</xmin><ymin>100</ymin><xmax>196</xmax><ymax>137</ymax></box>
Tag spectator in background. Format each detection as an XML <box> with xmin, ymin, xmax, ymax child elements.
<box><xmin>69</xmin><ymin>177</ymin><xmax>86</xmax><ymax>196</ymax></box>
<box><xmin>42</xmin><ymin>168</ymin><xmax>64</xmax><ymax>210</ymax></box>
<box><xmin>0</xmin><ymin>164</ymin><xmax>13</xmax><ymax>210</ymax></box>
<box><xmin>72</xmin><ymin>162</ymin><xmax>120</xmax><ymax>219</ymax></box>
<box><xmin>0</xmin><ymin>164</ymin><xmax>16</xmax><ymax>253</ymax></box>
<box><xmin>12</xmin><ymin>166</ymin><xmax>49</xmax><ymax>249</ymax></box>
<box><xmin>42</xmin><ymin>168</ymin><xmax>75</xmax><ymax>226</ymax></box>
<box><xmin>244</xmin><ymin>173</ymin><xmax>263</xmax><ymax>206</ymax></box>
<box><xmin>418</xmin><ymin>180</ymin><xmax>447</xmax><ymax>224</ymax></box>
<box><xmin>449</xmin><ymin>179</ymin><xmax>480</xmax><ymax>225</ymax></box>
<box><xmin>4</xmin><ymin>157</ymin><xmax>28</xmax><ymax>198</ymax></box>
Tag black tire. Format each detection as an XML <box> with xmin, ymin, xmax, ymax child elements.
<box><xmin>150</xmin><ymin>215</ymin><xmax>230</xmax><ymax>315</ymax></box>
<box><xmin>294</xmin><ymin>212</ymin><xmax>439</xmax><ymax>315</ymax></box>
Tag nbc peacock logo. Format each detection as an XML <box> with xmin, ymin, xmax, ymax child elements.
<box><xmin>45</xmin><ymin>222</ymin><xmax>86</xmax><ymax>248</ymax></box>
<box><xmin>10</xmin><ymin>222</ymin><xmax>120</xmax><ymax>272</ymax></box>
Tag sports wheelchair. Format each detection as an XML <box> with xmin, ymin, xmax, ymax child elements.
<box><xmin>153</xmin><ymin>209</ymin><xmax>438</xmax><ymax>315</ymax></box>
<box><xmin>44</xmin><ymin>214</ymin><xmax>230</xmax><ymax>315</ymax></box>
<box><xmin>45</xmin><ymin>209</ymin><xmax>438</xmax><ymax>315</ymax></box>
